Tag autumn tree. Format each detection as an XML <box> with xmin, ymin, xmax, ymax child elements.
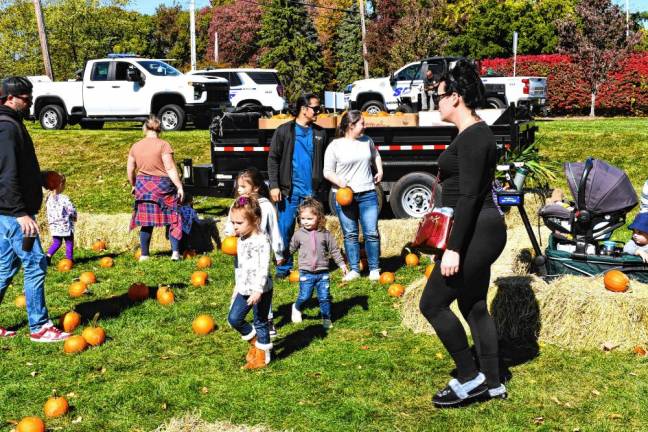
<box><xmin>365</xmin><ymin>0</ymin><xmax>402</xmax><ymax>76</ymax></box>
<box><xmin>148</xmin><ymin>5</ymin><xmax>191</xmax><ymax>68</ymax></box>
<box><xmin>332</xmin><ymin>1</ymin><xmax>364</xmax><ymax>90</ymax></box>
<box><xmin>207</xmin><ymin>0</ymin><xmax>262</xmax><ymax>66</ymax></box>
<box><xmin>311</xmin><ymin>0</ymin><xmax>354</xmax><ymax>89</ymax></box>
<box><xmin>557</xmin><ymin>0</ymin><xmax>640</xmax><ymax>116</ymax></box>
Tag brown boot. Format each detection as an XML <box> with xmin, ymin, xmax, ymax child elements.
<box><xmin>242</xmin><ymin>346</ymin><xmax>268</xmax><ymax>370</ymax></box>
<box><xmin>245</xmin><ymin>337</ymin><xmax>257</xmax><ymax>362</ymax></box>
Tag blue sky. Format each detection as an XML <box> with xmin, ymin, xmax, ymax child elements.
<box><xmin>128</xmin><ymin>0</ymin><xmax>647</xmax><ymax>15</ymax></box>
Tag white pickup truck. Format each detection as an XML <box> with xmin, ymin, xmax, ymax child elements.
<box><xmin>345</xmin><ymin>56</ymin><xmax>547</xmax><ymax>115</ymax></box>
<box><xmin>28</xmin><ymin>55</ymin><xmax>230</xmax><ymax>131</ymax></box>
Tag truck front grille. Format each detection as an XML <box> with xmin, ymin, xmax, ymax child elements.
<box><xmin>205</xmin><ymin>85</ymin><xmax>229</xmax><ymax>103</ymax></box>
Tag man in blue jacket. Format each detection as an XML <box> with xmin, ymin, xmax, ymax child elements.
<box><xmin>0</xmin><ymin>76</ymin><xmax>70</xmax><ymax>342</ymax></box>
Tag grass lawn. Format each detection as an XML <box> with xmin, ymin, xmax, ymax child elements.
<box><xmin>1</xmin><ymin>118</ymin><xmax>647</xmax><ymax>431</ymax></box>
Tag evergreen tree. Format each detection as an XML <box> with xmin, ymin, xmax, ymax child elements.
<box><xmin>333</xmin><ymin>2</ymin><xmax>364</xmax><ymax>91</ymax></box>
<box><xmin>259</xmin><ymin>0</ymin><xmax>325</xmax><ymax>101</ymax></box>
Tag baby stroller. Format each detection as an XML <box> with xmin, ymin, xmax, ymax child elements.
<box><xmin>537</xmin><ymin>158</ymin><xmax>648</xmax><ymax>281</ymax></box>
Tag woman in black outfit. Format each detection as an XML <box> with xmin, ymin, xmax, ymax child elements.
<box><xmin>419</xmin><ymin>59</ymin><xmax>508</xmax><ymax>407</ymax></box>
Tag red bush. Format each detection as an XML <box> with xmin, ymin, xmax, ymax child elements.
<box><xmin>482</xmin><ymin>53</ymin><xmax>648</xmax><ymax>116</ymax></box>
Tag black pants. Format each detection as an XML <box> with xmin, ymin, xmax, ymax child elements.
<box><xmin>419</xmin><ymin>207</ymin><xmax>506</xmax><ymax>387</ymax></box>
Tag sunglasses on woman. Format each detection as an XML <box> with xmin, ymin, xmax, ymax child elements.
<box><xmin>432</xmin><ymin>91</ymin><xmax>453</xmax><ymax>106</ymax></box>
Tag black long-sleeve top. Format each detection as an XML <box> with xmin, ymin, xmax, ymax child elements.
<box><xmin>437</xmin><ymin>122</ymin><xmax>497</xmax><ymax>252</ymax></box>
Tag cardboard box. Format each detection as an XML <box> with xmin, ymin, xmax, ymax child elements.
<box><xmin>315</xmin><ymin>115</ymin><xmax>338</xmax><ymax>129</ymax></box>
<box><xmin>363</xmin><ymin>113</ymin><xmax>418</xmax><ymax>128</ymax></box>
<box><xmin>258</xmin><ymin>115</ymin><xmax>338</xmax><ymax>129</ymax></box>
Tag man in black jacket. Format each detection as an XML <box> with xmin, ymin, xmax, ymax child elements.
<box><xmin>267</xmin><ymin>93</ymin><xmax>327</xmax><ymax>278</ymax></box>
<box><xmin>0</xmin><ymin>76</ymin><xmax>69</xmax><ymax>342</ymax></box>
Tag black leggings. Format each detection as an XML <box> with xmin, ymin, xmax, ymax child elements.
<box><xmin>419</xmin><ymin>207</ymin><xmax>506</xmax><ymax>387</ymax></box>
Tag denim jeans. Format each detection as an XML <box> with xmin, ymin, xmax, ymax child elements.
<box><xmin>276</xmin><ymin>194</ymin><xmax>308</xmax><ymax>276</ymax></box>
<box><xmin>0</xmin><ymin>215</ymin><xmax>50</xmax><ymax>332</ymax></box>
<box><xmin>335</xmin><ymin>190</ymin><xmax>381</xmax><ymax>272</ymax></box>
<box><xmin>294</xmin><ymin>271</ymin><xmax>331</xmax><ymax>319</ymax></box>
<box><xmin>142</xmin><ymin>226</ymin><xmax>180</xmax><ymax>255</ymax></box>
<box><xmin>227</xmin><ymin>290</ymin><xmax>273</xmax><ymax>345</ymax></box>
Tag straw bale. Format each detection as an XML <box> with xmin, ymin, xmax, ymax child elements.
<box><xmin>154</xmin><ymin>412</ymin><xmax>282</xmax><ymax>432</ymax></box>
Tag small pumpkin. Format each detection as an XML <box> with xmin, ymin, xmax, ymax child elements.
<box><xmin>59</xmin><ymin>311</ymin><xmax>81</xmax><ymax>333</ymax></box>
<box><xmin>633</xmin><ymin>345</ymin><xmax>647</xmax><ymax>356</ymax></box>
<box><xmin>82</xmin><ymin>314</ymin><xmax>106</xmax><ymax>347</ymax></box>
<box><xmin>425</xmin><ymin>263</ymin><xmax>435</xmax><ymax>279</ymax></box>
<box><xmin>63</xmin><ymin>335</ymin><xmax>88</xmax><ymax>354</ymax></box>
<box><xmin>14</xmin><ymin>294</ymin><xmax>26</xmax><ymax>308</ymax></box>
<box><xmin>379</xmin><ymin>272</ymin><xmax>395</xmax><ymax>285</ymax></box>
<box><xmin>192</xmin><ymin>314</ymin><xmax>215</xmax><ymax>335</ymax></box>
<box><xmin>336</xmin><ymin>187</ymin><xmax>354</xmax><ymax>206</ymax></box>
<box><xmin>79</xmin><ymin>271</ymin><xmax>96</xmax><ymax>285</ymax></box>
<box><xmin>43</xmin><ymin>171</ymin><xmax>63</xmax><ymax>190</ymax></box>
<box><xmin>288</xmin><ymin>270</ymin><xmax>300</xmax><ymax>283</ymax></box>
<box><xmin>128</xmin><ymin>282</ymin><xmax>149</xmax><ymax>301</ymax></box>
<box><xmin>387</xmin><ymin>283</ymin><xmax>405</xmax><ymax>297</ymax></box>
<box><xmin>68</xmin><ymin>281</ymin><xmax>88</xmax><ymax>298</ymax></box>
<box><xmin>197</xmin><ymin>255</ymin><xmax>212</xmax><ymax>269</ymax></box>
<box><xmin>183</xmin><ymin>249</ymin><xmax>197</xmax><ymax>259</ymax></box>
<box><xmin>134</xmin><ymin>248</ymin><xmax>142</xmax><ymax>261</ymax></box>
<box><xmin>156</xmin><ymin>286</ymin><xmax>175</xmax><ymax>305</ymax></box>
<box><xmin>603</xmin><ymin>270</ymin><xmax>629</xmax><ymax>293</ymax></box>
<box><xmin>221</xmin><ymin>236</ymin><xmax>238</xmax><ymax>256</ymax></box>
<box><xmin>92</xmin><ymin>239</ymin><xmax>107</xmax><ymax>252</ymax></box>
<box><xmin>16</xmin><ymin>416</ymin><xmax>45</xmax><ymax>432</ymax></box>
<box><xmin>191</xmin><ymin>271</ymin><xmax>208</xmax><ymax>287</ymax></box>
<box><xmin>405</xmin><ymin>253</ymin><xmax>419</xmax><ymax>267</ymax></box>
<box><xmin>57</xmin><ymin>258</ymin><xmax>73</xmax><ymax>272</ymax></box>
<box><xmin>99</xmin><ymin>256</ymin><xmax>114</xmax><ymax>268</ymax></box>
<box><xmin>43</xmin><ymin>395</ymin><xmax>69</xmax><ymax>418</ymax></box>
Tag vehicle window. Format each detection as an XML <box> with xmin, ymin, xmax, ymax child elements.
<box><xmin>91</xmin><ymin>62</ymin><xmax>110</xmax><ymax>81</ymax></box>
<box><xmin>228</xmin><ymin>73</ymin><xmax>243</xmax><ymax>86</ymax></box>
<box><xmin>114</xmin><ymin>62</ymin><xmax>132</xmax><ymax>81</ymax></box>
<box><xmin>395</xmin><ymin>64</ymin><xmax>422</xmax><ymax>81</ymax></box>
<box><xmin>136</xmin><ymin>60</ymin><xmax>181</xmax><ymax>76</ymax></box>
<box><xmin>247</xmin><ymin>72</ymin><xmax>279</xmax><ymax>85</ymax></box>
<box><xmin>426</xmin><ymin>62</ymin><xmax>445</xmax><ymax>80</ymax></box>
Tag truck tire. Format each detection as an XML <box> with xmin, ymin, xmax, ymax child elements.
<box><xmin>328</xmin><ymin>185</ymin><xmax>384</xmax><ymax>216</ymax></box>
<box><xmin>486</xmin><ymin>97</ymin><xmax>506</xmax><ymax>109</ymax></box>
<box><xmin>158</xmin><ymin>104</ymin><xmax>186</xmax><ymax>131</ymax></box>
<box><xmin>238</xmin><ymin>102</ymin><xmax>264</xmax><ymax>112</ymax></box>
<box><xmin>390</xmin><ymin>172</ymin><xmax>441</xmax><ymax>219</ymax></box>
<box><xmin>79</xmin><ymin>120</ymin><xmax>104</xmax><ymax>130</ymax></box>
<box><xmin>396</xmin><ymin>103</ymin><xmax>415</xmax><ymax>113</ymax></box>
<box><xmin>360</xmin><ymin>100</ymin><xmax>386</xmax><ymax>115</ymax></box>
<box><xmin>39</xmin><ymin>104</ymin><xmax>67</xmax><ymax>130</ymax></box>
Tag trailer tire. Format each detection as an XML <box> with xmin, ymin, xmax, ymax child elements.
<box><xmin>390</xmin><ymin>172</ymin><xmax>441</xmax><ymax>219</ymax></box>
<box><xmin>328</xmin><ymin>185</ymin><xmax>384</xmax><ymax>216</ymax></box>
<box><xmin>39</xmin><ymin>104</ymin><xmax>67</xmax><ymax>130</ymax></box>
<box><xmin>158</xmin><ymin>104</ymin><xmax>186</xmax><ymax>131</ymax></box>
<box><xmin>486</xmin><ymin>97</ymin><xmax>507</xmax><ymax>109</ymax></box>
<box><xmin>361</xmin><ymin>100</ymin><xmax>386</xmax><ymax>115</ymax></box>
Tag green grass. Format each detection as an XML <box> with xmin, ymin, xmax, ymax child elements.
<box><xmin>1</xmin><ymin>118</ymin><xmax>648</xmax><ymax>431</ymax></box>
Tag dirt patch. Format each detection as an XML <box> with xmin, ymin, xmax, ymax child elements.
<box><xmin>153</xmin><ymin>412</ymin><xmax>282</xmax><ymax>432</ymax></box>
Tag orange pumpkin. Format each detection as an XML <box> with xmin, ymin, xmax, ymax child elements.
<box><xmin>405</xmin><ymin>253</ymin><xmax>419</xmax><ymax>267</ymax></box>
<box><xmin>82</xmin><ymin>325</ymin><xmax>106</xmax><ymax>346</ymax></box>
<box><xmin>191</xmin><ymin>271</ymin><xmax>208</xmax><ymax>287</ymax></box>
<box><xmin>91</xmin><ymin>239</ymin><xmax>107</xmax><ymax>252</ymax></box>
<box><xmin>59</xmin><ymin>311</ymin><xmax>81</xmax><ymax>333</ymax></box>
<box><xmin>57</xmin><ymin>258</ymin><xmax>73</xmax><ymax>272</ymax></box>
<box><xmin>16</xmin><ymin>416</ymin><xmax>45</xmax><ymax>432</ymax></box>
<box><xmin>134</xmin><ymin>248</ymin><xmax>142</xmax><ymax>261</ymax></box>
<box><xmin>183</xmin><ymin>249</ymin><xmax>197</xmax><ymax>259</ymax></box>
<box><xmin>379</xmin><ymin>272</ymin><xmax>395</xmax><ymax>285</ymax></box>
<box><xmin>44</xmin><ymin>396</ymin><xmax>69</xmax><ymax>418</ymax></box>
<box><xmin>68</xmin><ymin>281</ymin><xmax>88</xmax><ymax>298</ymax></box>
<box><xmin>99</xmin><ymin>256</ymin><xmax>114</xmax><ymax>268</ymax></box>
<box><xmin>128</xmin><ymin>282</ymin><xmax>149</xmax><ymax>301</ymax></box>
<box><xmin>79</xmin><ymin>271</ymin><xmax>96</xmax><ymax>285</ymax></box>
<box><xmin>336</xmin><ymin>187</ymin><xmax>354</xmax><ymax>206</ymax></box>
<box><xmin>156</xmin><ymin>286</ymin><xmax>175</xmax><ymax>305</ymax></box>
<box><xmin>197</xmin><ymin>255</ymin><xmax>212</xmax><ymax>269</ymax></box>
<box><xmin>192</xmin><ymin>314</ymin><xmax>215</xmax><ymax>335</ymax></box>
<box><xmin>387</xmin><ymin>283</ymin><xmax>405</xmax><ymax>297</ymax></box>
<box><xmin>604</xmin><ymin>270</ymin><xmax>629</xmax><ymax>293</ymax></box>
<box><xmin>221</xmin><ymin>236</ymin><xmax>238</xmax><ymax>256</ymax></box>
<box><xmin>288</xmin><ymin>270</ymin><xmax>300</xmax><ymax>283</ymax></box>
<box><xmin>14</xmin><ymin>294</ymin><xmax>26</xmax><ymax>308</ymax></box>
<box><xmin>63</xmin><ymin>335</ymin><xmax>88</xmax><ymax>354</ymax></box>
<box><xmin>425</xmin><ymin>264</ymin><xmax>435</xmax><ymax>279</ymax></box>
<box><xmin>43</xmin><ymin>171</ymin><xmax>63</xmax><ymax>190</ymax></box>
<box><xmin>633</xmin><ymin>345</ymin><xmax>647</xmax><ymax>356</ymax></box>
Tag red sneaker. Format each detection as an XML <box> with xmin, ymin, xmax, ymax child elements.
<box><xmin>30</xmin><ymin>323</ymin><xmax>70</xmax><ymax>343</ymax></box>
<box><xmin>0</xmin><ymin>327</ymin><xmax>17</xmax><ymax>338</ymax></box>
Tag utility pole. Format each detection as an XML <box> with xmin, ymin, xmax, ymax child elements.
<box><xmin>190</xmin><ymin>0</ymin><xmax>197</xmax><ymax>71</ymax></box>
<box><xmin>358</xmin><ymin>0</ymin><xmax>369</xmax><ymax>78</ymax></box>
<box><xmin>214</xmin><ymin>32</ymin><xmax>219</xmax><ymax>64</ymax></box>
<box><xmin>33</xmin><ymin>0</ymin><xmax>54</xmax><ymax>81</ymax></box>
<box><xmin>626</xmin><ymin>0</ymin><xmax>630</xmax><ymax>39</ymax></box>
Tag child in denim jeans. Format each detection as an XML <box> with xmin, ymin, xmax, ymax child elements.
<box><xmin>283</xmin><ymin>198</ymin><xmax>347</xmax><ymax>329</ymax></box>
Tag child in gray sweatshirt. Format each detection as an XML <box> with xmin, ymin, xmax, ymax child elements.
<box><xmin>283</xmin><ymin>198</ymin><xmax>348</xmax><ymax>330</ymax></box>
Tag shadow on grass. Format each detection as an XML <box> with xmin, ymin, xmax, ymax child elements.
<box><xmin>274</xmin><ymin>295</ymin><xmax>369</xmax><ymax>330</ymax></box>
<box><xmin>71</xmin><ymin>252</ymin><xmax>121</xmax><ymax>265</ymax></box>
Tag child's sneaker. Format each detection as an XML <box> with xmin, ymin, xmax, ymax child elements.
<box><xmin>171</xmin><ymin>251</ymin><xmax>181</xmax><ymax>261</ymax></box>
<box><xmin>268</xmin><ymin>319</ymin><xmax>277</xmax><ymax>338</ymax></box>
<box><xmin>30</xmin><ymin>323</ymin><xmax>70</xmax><ymax>343</ymax></box>
<box><xmin>0</xmin><ymin>327</ymin><xmax>17</xmax><ymax>338</ymax></box>
<box><xmin>488</xmin><ymin>384</ymin><xmax>508</xmax><ymax>400</ymax></box>
<box><xmin>369</xmin><ymin>270</ymin><xmax>381</xmax><ymax>281</ymax></box>
<box><xmin>322</xmin><ymin>319</ymin><xmax>333</xmax><ymax>330</ymax></box>
<box><xmin>291</xmin><ymin>303</ymin><xmax>302</xmax><ymax>323</ymax></box>
<box><xmin>342</xmin><ymin>270</ymin><xmax>360</xmax><ymax>282</ymax></box>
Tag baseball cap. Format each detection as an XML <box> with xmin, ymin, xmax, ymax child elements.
<box><xmin>0</xmin><ymin>76</ymin><xmax>33</xmax><ymax>101</ymax></box>
<box><xmin>628</xmin><ymin>212</ymin><xmax>648</xmax><ymax>233</ymax></box>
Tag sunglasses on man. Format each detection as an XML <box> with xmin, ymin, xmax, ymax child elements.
<box><xmin>306</xmin><ymin>105</ymin><xmax>322</xmax><ymax>114</ymax></box>
<box><xmin>13</xmin><ymin>94</ymin><xmax>33</xmax><ymax>103</ymax></box>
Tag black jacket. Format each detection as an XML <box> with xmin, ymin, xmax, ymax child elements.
<box><xmin>267</xmin><ymin>120</ymin><xmax>328</xmax><ymax>197</ymax></box>
<box><xmin>0</xmin><ymin>105</ymin><xmax>43</xmax><ymax>217</ymax></box>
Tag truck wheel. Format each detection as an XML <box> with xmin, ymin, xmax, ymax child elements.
<box><xmin>486</xmin><ymin>97</ymin><xmax>506</xmax><ymax>109</ymax></box>
<box><xmin>360</xmin><ymin>100</ymin><xmax>386</xmax><ymax>115</ymax></box>
<box><xmin>390</xmin><ymin>172</ymin><xmax>441</xmax><ymax>219</ymax></box>
<box><xmin>79</xmin><ymin>120</ymin><xmax>104</xmax><ymax>130</ymax></box>
<box><xmin>328</xmin><ymin>185</ymin><xmax>384</xmax><ymax>216</ymax></box>
<box><xmin>158</xmin><ymin>104</ymin><xmax>186</xmax><ymax>131</ymax></box>
<box><xmin>396</xmin><ymin>103</ymin><xmax>415</xmax><ymax>113</ymax></box>
<box><xmin>39</xmin><ymin>104</ymin><xmax>67</xmax><ymax>130</ymax></box>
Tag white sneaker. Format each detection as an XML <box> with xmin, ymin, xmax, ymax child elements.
<box><xmin>369</xmin><ymin>270</ymin><xmax>381</xmax><ymax>281</ymax></box>
<box><xmin>342</xmin><ymin>270</ymin><xmax>360</xmax><ymax>282</ymax></box>
<box><xmin>322</xmin><ymin>319</ymin><xmax>333</xmax><ymax>330</ymax></box>
<box><xmin>291</xmin><ymin>303</ymin><xmax>302</xmax><ymax>323</ymax></box>
<box><xmin>171</xmin><ymin>251</ymin><xmax>181</xmax><ymax>261</ymax></box>
<box><xmin>139</xmin><ymin>255</ymin><xmax>150</xmax><ymax>262</ymax></box>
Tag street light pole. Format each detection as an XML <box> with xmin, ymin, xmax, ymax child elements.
<box><xmin>626</xmin><ymin>0</ymin><xmax>630</xmax><ymax>39</ymax></box>
<box><xmin>190</xmin><ymin>0</ymin><xmax>197</xmax><ymax>71</ymax></box>
<box><xmin>33</xmin><ymin>0</ymin><xmax>54</xmax><ymax>80</ymax></box>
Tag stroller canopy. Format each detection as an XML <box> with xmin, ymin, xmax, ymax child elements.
<box><xmin>565</xmin><ymin>158</ymin><xmax>637</xmax><ymax>214</ymax></box>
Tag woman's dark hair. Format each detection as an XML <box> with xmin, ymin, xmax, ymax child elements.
<box><xmin>235</xmin><ymin>167</ymin><xmax>270</xmax><ymax>199</ymax></box>
<box><xmin>289</xmin><ymin>93</ymin><xmax>319</xmax><ymax>117</ymax></box>
<box><xmin>336</xmin><ymin>110</ymin><xmax>363</xmax><ymax>137</ymax></box>
<box><xmin>439</xmin><ymin>58</ymin><xmax>485</xmax><ymax>111</ymax></box>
